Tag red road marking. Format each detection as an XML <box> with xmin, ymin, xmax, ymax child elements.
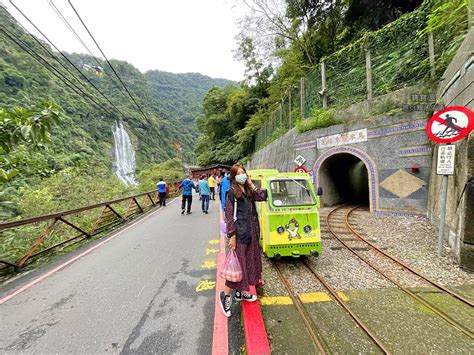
<box><xmin>242</xmin><ymin>286</ymin><xmax>271</xmax><ymax>354</ymax></box>
<box><xmin>0</xmin><ymin>198</ymin><xmax>178</xmax><ymax>305</ymax></box>
<box><xmin>212</xmin><ymin>207</ymin><xmax>270</xmax><ymax>355</ymax></box>
<box><xmin>212</xmin><ymin>209</ymin><xmax>228</xmax><ymax>355</ymax></box>
<box><xmin>433</xmin><ymin>115</ymin><xmax>464</xmax><ymax>132</ymax></box>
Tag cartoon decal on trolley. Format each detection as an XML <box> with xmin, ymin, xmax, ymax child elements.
<box><xmin>285</xmin><ymin>218</ymin><xmax>301</xmax><ymax>240</ymax></box>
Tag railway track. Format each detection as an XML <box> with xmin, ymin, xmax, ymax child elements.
<box><xmin>271</xmin><ymin>259</ymin><xmax>391</xmax><ymax>354</ymax></box>
<box><xmin>323</xmin><ymin>205</ymin><xmax>474</xmax><ymax>339</ymax></box>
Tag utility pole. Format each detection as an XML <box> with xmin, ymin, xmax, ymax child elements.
<box><xmin>321</xmin><ymin>61</ymin><xmax>327</xmax><ymax>108</ymax></box>
<box><xmin>300</xmin><ymin>77</ymin><xmax>305</xmax><ymax>119</ymax></box>
<box><xmin>365</xmin><ymin>49</ymin><xmax>373</xmax><ymax>102</ymax></box>
<box><xmin>428</xmin><ymin>33</ymin><xmax>435</xmax><ymax>78</ymax></box>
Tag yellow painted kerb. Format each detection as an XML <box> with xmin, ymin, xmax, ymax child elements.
<box><xmin>260</xmin><ymin>291</ymin><xmax>349</xmax><ymax>305</ymax></box>
<box><xmin>260</xmin><ymin>296</ymin><xmax>293</xmax><ymax>305</ymax></box>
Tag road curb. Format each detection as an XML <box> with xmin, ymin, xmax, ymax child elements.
<box><xmin>213</xmin><ymin>208</ymin><xmax>271</xmax><ymax>354</ymax></box>
<box><xmin>212</xmin><ymin>209</ymin><xmax>228</xmax><ymax>355</ymax></box>
<box><xmin>242</xmin><ymin>284</ymin><xmax>271</xmax><ymax>354</ymax></box>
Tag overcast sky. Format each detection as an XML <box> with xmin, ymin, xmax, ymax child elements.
<box><xmin>3</xmin><ymin>0</ymin><xmax>248</xmax><ymax>81</ymax></box>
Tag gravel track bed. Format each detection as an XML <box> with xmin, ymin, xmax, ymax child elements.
<box><xmin>347</xmin><ymin>208</ymin><xmax>474</xmax><ymax>287</ymax></box>
<box><xmin>277</xmin><ymin>260</ymin><xmax>324</xmax><ymax>294</ymax></box>
<box><xmin>308</xmin><ymin>243</ymin><xmax>393</xmax><ymax>291</ymax></box>
<box><xmin>261</xmin><ymin>206</ymin><xmax>473</xmax><ymax>297</ymax></box>
<box><xmin>261</xmin><ymin>256</ymin><xmax>287</xmax><ymax>296</ymax></box>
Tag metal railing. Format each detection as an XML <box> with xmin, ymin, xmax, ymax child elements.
<box><xmin>254</xmin><ymin>2</ymin><xmax>470</xmax><ymax>150</ymax></box>
<box><xmin>0</xmin><ymin>186</ymin><xmax>180</xmax><ymax>272</ymax></box>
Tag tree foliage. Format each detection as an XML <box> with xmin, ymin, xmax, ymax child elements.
<box><xmin>0</xmin><ymin>100</ymin><xmax>61</xmax><ymax>154</ymax></box>
<box><xmin>196</xmin><ymin>0</ymin><xmax>459</xmax><ymax>164</ymax></box>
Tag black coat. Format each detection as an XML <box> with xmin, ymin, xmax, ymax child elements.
<box><xmin>226</xmin><ymin>187</ymin><xmax>267</xmax><ymax>244</ymax></box>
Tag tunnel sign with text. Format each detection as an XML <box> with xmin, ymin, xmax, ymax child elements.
<box><xmin>426</xmin><ymin>106</ymin><xmax>474</xmax><ymax>144</ymax></box>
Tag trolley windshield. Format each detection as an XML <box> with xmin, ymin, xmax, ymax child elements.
<box><xmin>269</xmin><ymin>179</ymin><xmax>316</xmax><ymax>207</ymax></box>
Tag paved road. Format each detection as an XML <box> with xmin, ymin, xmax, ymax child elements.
<box><xmin>0</xmin><ymin>197</ymin><xmax>221</xmax><ymax>354</ymax></box>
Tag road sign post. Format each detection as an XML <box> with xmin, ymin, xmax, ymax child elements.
<box><xmin>436</xmin><ymin>145</ymin><xmax>455</xmax><ymax>256</ymax></box>
<box><xmin>438</xmin><ymin>175</ymin><xmax>448</xmax><ymax>256</ymax></box>
<box><xmin>427</xmin><ymin>106</ymin><xmax>473</xmax><ymax>257</ymax></box>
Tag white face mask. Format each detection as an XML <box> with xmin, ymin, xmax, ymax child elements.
<box><xmin>236</xmin><ymin>173</ymin><xmax>247</xmax><ymax>185</ymax></box>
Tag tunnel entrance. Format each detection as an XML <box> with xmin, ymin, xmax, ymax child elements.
<box><xmin>318</xmin><ymin>153</ymin><xmax>369</xmax><ymax>207</ymax></box>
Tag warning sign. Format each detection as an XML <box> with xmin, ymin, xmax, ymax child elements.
<box><xmin>294</xmin><ymin>166</ymin><xmax>308</xmax><ymax>173</ymax></box>
<box><xmin>436</xmin><ymin>145</ymin><xmax>455</xmax><ymax>175</ymax></box>
<box><xmin>294</xmin><ymin>155</ymin><xmax>306</xmax><ymax>167</ymax></box>
<box><xmin>426</xmin><ymin>106</ymin><xmax>474</xmax><ymax>144</ymax></box>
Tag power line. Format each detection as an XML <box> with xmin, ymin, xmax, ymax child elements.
<box><xmin>9</xmin><ymin>0</ymin><xmax>129</xmax><ymax>121</ymax></box>
<box><xmin>1</xmin><ymin>6</ymin><xmax>100</xmax><ymax>105</ymax></box>
<box><xmin>0</xmin><ymin>27</ymin><xmax>119</xmax><ymax>119</ymax></box>
<box><xmin>47</xmin><ymin>0</ymin><xmax>125</xmax><ymax>97</ymax></box>
<box><xmin>68</xmin><ymin>0</ymin><xmax>151</xmax><ymax>122</ymax></box>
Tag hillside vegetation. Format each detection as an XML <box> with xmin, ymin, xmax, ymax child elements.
<box><xmin>0</xmin><ymin>8</ymin><xmax>233</xmax><ymax>220</ymax></box>
<box><xmin>195</xmin><ymin>0</ymin><xmax>468</xmax><ymax>164</ymax></box>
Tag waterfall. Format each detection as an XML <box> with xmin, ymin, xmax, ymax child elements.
<box><xmin>112</xmin><ymin>121</ymin><xmax>137</xmax><ymax>186</ymax></box>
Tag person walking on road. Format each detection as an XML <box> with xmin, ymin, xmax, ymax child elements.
<box><xmin>219</xmin><ymin>172</ymin><xmax>231</xmax><ymax>209</ymax></box>
<box><xmin>199</xmin><ymin>175</ymin><xmax>211</xmax><ymax>214</ymax></box>
<box><xmin>179</xmin><ymin>175</ymin><xmax>197</xmax><ymax>215</ymax></box>
<box><xmin>219</xmin><ymin>164</ymin><xmax>267</xmax><ymax>317</ymax></box>
<box><xmin>157</xmin><ymin>177</ymin><xmax>168</xmax><ymax>207</ymax></box>
<box><xmin>208</xmin><ymin>174</ymin><xmax>216</xmax><ymax>200</ymax></box>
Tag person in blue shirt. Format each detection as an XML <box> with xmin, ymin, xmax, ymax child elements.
<box><xmin>156</xmin><ymin>177</ymin><xmax>168</xmax><ymax>207</ymax></box>
<box><xmin>179</xmin><ymin>174</ymin><xmax>197</xmax><ymax>215</ymax></box>
<box><xmin>220</xmin><ymin>172</ymin><xmax>231</xmax><ymax>210</ymax></box>
<box><xmin>199</xmin><ymin>175</ymin><xmax>211</xmax><ymax>214</ymax></box>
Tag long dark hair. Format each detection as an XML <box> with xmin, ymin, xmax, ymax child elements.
<box><xmin>229</xmin><ymin>163</ymin><xmax>253</xmax><ymax>200</ymax></box>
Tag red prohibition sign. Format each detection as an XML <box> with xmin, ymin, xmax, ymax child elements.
<box><xmin>294</xmin><ymin>166</ymin><xmax>308</xmax><ymax>173</ymax></box>
<box><xmin>426</xmin><ymin>106</ymin><xmax>474</xmax><ymax>144</ymax></box>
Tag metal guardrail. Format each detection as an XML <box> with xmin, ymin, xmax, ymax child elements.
<box><xmin>0</xmin><ymin>185</ymin><xmax>180</xmax><ymax>271</ymax></box>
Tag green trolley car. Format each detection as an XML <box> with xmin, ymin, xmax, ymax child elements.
<box><xmin>249</xmin><ymin>169</ymin><xmax>322</xmax><ymax>258</ymax></box>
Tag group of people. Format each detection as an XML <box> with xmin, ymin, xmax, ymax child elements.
<box><xmin>175</xmin><ymin>172</ymin><xmax>232</xmax><ymax>215</ymax></box>
<box><xmin>159</xmin><ymin>165</ymin><xmax>267</xmax><ymax>318</ymax></box>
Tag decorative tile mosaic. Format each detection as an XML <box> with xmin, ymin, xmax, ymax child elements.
<box><xmin>293</xmin><ymin>140</ymin><xmax>317</xmax><ymax>150</ymax></box>
<box><xmin>368</xmin><ymin>121</ymin><xmax>426</xmax><ymax>138</ymax></box>
<box><xmin>399</xmin><ymin>146</ymin><xmax>432</xmax><ymax>157</ymax></box>
<box><xmin>379</xmin><ymin>169</ymin><xmax>426</xmax><ymax>199</ymax></box>
<box><xmin>375</xmin><ymin>211</ymin><xmax>427</xmax><ymax>217</ymax></box>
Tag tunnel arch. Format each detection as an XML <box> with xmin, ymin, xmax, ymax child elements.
<box><xmin>312</xmin><ymin>146</ymin><xmax>378</xmax><ymax>212</ymax></box>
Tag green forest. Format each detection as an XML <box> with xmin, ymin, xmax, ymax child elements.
<box><xmin>0</xmin><ymin>8</ymin><xmax>233</xmax><ymax>221</ymax></box>
<box><xmin>195</xmin><ymin>0</ymin><xmax>468</xmax><ymax>165</ymax></box>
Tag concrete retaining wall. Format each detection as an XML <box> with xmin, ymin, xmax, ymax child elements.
<box><xmin>248</xmin><ymin>110</ymin><xmax>432</xmax><ymax>215</ymax></box>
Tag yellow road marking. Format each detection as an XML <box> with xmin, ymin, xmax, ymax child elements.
<box><xmin>201</xmin><ymin>260</ymin><xmax>217</xmax><ymax>269</ymax></box>
<box><xmin>206</xmin><ymin>248</ymin><xmax>219</xmax><ymax>255</ymax></box>
<box><xmin>260</xmin><ymin>291</ymin><xmax>349</xmax><ymax>305</ymax></box>
<box><xmin>196</xmin><ymin>280</ymin><xmax>216</xmax><ymax>292</ymax></box>
<box><xmin>208</xmin><ymin>239</ymin><xmax>220</xmax><ymax>245</ymax></box>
